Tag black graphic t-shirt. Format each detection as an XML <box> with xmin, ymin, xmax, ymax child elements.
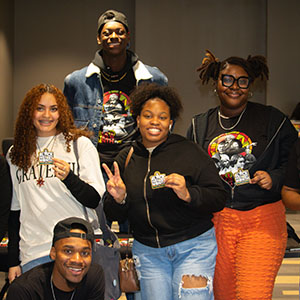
<box><xmin>204</xmin><ymin>109</ymin><xmax>268</xmax><ymax>187</ymax></box>
<box><xmin>94</xmin><ymin>51</ymin><xmax>138</xmax><ymax>166</ymax></box>
<box><xmin>100</xmin><ymin>88</ymin><xmax>136</xmax><ymax>145</ymax></box>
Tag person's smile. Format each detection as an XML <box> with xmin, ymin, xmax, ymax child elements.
<box><xmin>65</xmin><ymin>263</ymin><xmax>86</xmax><ymax>277</ymax></box>
<box><xmin>147</xmin><ymin>126</ymin><xmax>162</xmax><ymax>135</ymax></box>
<box><xmin>225</xmin><ymin>90</ymin><xmax>243</xmax><ymax>99</ymax></box>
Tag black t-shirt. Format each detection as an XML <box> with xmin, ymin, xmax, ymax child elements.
<box><xmin>284</xmin><ymin>138</ymin><xmax>300</xmax><ymax>189</ymax></box>
<box><xmin>203</xmin><ymin>104</ymin><xmax>269</xmax><ymax>187</ymax></box>
<box><xmin>94</xmin><ymin>51</ymin><xmax>138</xmax><ymax>167</ymax></box>
<box><xmin>6</xmin><ymin>262</ymin><xmax>105</xmax><ymax>300</ymax></box>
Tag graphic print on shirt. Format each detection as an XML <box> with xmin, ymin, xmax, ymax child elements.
<box><xmin>99</xmin><ymin>90</ymin><xmax>135</xmax><ymax>144</ymax></box>
<box><xmin>15</xmin><ymin>162</ymin><xmax>77</xmax><ymax>185</ymax></box>
<box><xmin>207</xmin><ymin>131</ymin><xmax>257</xmax><ymax>187</ymax></box>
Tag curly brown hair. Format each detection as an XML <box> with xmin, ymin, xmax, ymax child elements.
<box><xmin>197</xmin><ymin>49</ymin><xmax>269</xmax><ymax>84</ymax></box>
<box><xmin>130</xmin><ymin>83</ymin><xmax>183</xmax><ymax>121</ymax></box>
<box><xmin>10</xmin><ymin>83</ymin><xmax>92</xmax><ymax>171</ymax></box>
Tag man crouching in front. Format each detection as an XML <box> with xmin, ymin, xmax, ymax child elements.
<box><xmin>7</xmin><ymin>217</ymin><xmax>105</xmax><ymax>299</ymax></box>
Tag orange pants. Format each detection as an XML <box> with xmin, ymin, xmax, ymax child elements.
<box><xmin>213</xmin><ymin>201</ymin><xmax>287</xmax><ymax>300</ymax></box>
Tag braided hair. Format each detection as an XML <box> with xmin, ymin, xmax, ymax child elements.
<box><xmin>197</xmin><ymin>50</ymin><xmax>269</xmax><ymax>84</ymax></box>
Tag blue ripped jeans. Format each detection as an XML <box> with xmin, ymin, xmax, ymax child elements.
<box><xmin>132</xmin><ymin>227</ymin><xmax>217</xmax><ymax>300</ymax></box>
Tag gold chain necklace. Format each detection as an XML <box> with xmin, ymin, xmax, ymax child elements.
<box><xmin>101</xmin><ymin>69</ymin><xmax>128</xmax><ymax>83</ymax></box>
<box><xmin>36</xmin><ymin>135</ymin><xmax>56</xmax><ymax>187</ymax></box>
<box><xmin>50</xmin><ymin>274</ymin><xmax>76</xmax><ymax>300</ymax></box>
<box><xmin>218</xmin><ymin>107</ymin><xmax>247</xmax><ymax>131</ymax></box>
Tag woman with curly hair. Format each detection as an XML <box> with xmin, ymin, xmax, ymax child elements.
<box><xmin>7</xmin><ymin>83</ymin><xmax>105</xmax><ymax>282</ymax></box>
<box><xmin>103</xmin><ymin>83</ymin><xmax>227</xmax><ymax>300</ymax></box>
<box><xmin>187</xmin><ymin>51</ymin><xmax>298</xmax><ymax>300</ymax></box>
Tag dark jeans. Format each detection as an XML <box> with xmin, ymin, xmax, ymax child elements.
<box><xmin>126</xmin><ymin>293</ymin><xmax>134</xmax><ymax>300</ymax></box>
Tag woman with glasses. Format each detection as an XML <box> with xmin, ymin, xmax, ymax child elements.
<box><xmin>187</xmin><ymin>50</ymin><xmax>298</xmax><ymax>300</ymax></box>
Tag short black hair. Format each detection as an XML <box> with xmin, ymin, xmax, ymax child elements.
<box><xmin>130</xmin><ymin>83</ymin><xmax>183</xmax><ymax>121</ymax></box>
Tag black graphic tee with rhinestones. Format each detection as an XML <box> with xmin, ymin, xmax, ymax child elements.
<box><xmin>203</xmin><ymin>108</ymin><xmax>269</xmax><ymax>187</ymax></box>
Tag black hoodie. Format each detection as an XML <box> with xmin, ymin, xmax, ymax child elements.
<box><xmin>187</xmin><ymin>101</ymin><xmax>298</xmax><ymax>210</ymax></box>
<box><xmin>104</xmin><ymin>134</ymin><xmax>227</xmax><ymax>248</ymax></box>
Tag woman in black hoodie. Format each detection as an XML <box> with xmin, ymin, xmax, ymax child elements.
<box><xmin>103</xmin><ymin>83</ymin><xmax>227</xmax><ymax>300</ymax></box>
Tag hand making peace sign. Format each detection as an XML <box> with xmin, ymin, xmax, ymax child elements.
<box><xmin>102</xmin><ymin>161</ymin><xmax>127</xmax><ymax>204</ymax></box>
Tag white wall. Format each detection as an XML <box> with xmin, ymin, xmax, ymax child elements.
<box><xmin>135</xmin><ymin>0</ymin><xmax>267</xmax><ymax>134</ymax></box>
<box><xmin>0</xmin><ymin>0</ymin><xmax>14</xmax><ymax>144</ymax></box>
<box><xmin>1</xmin><ymin>0</ymin><xmax>299</xmax><ymax>146</ymax></box>
<box><xmin>13</xmin><ymin>0</ymin><xmax>135</xmax><ymax>121</ymax></box>
<box><xmin>267</xmin><ymin>0</ymin><xmax>300</xmax><ymax>117</ymax></box>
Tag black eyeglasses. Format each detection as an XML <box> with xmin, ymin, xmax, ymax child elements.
<box><xmin>221</xmin><ymin>74</ymin><xmax>250</xmax><ymax>89</ymax></box>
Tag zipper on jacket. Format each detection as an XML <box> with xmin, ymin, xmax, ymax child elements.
<box><xmin>221</xmin><ymin>177</ymin><xmax>236</xmax><ymax>207</ymax></box>
<box><xmin>253</xmin><ymin>116</ymin><xmax>286</xmax><ymax>164</ymax></box>
<box><xmin>229</xmin><ymin>186</ymin><xmax>235</xmax><ymax>207</ymax></box>
<box><xmin>192</xmin><ymin>117</ymin><xmax>197</xmax><ymax>144</ymax></box>
<box><xmin>144</xmin><ymin>151</ymin><xmax>161</xmax><ymax>248</ymax></box>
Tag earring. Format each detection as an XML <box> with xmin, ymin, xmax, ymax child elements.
<box><xmin>248</xmin><ymin>91</ymin><xmax>253</xmax><ymax>99</ymax></box>
<box><xmin>169</xmin><ymin>124</ymin><xmax>172</xmax><ymax>131</ymax></box>
<box><xmin>213</xmin><ymin>88</ymin><xmax>218</xmax><ymax>96</ymax></box>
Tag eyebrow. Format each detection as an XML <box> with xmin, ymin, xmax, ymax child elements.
<box><xmin>37</xmin><ymin>104</ymin><xmax>58</xmax><ymax>107</ymax></box>
<box><xmin>143</xmin><ymin>109</ymin><xmax>169</xmax><ymax>114</ymax></box>
<box><xmin>62</xmin><ymin>245</ymin><xmax>91</xmax><ymax>250</ymax></box>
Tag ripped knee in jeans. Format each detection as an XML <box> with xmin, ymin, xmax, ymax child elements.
<box><xmin>178</xmin><ymin>274</ymin><xmax>213</xmax><ymax>299</ymax></box>
<box><xmin>181</xmin><ymin>274</ymin><xmax>208</xmax><ymax>288</ymax></box>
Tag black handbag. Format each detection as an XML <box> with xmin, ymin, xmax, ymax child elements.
<box><xmin>83</xmin><ymin>204</ymin><xmax>121</xmax><ymax>300</ymax></box>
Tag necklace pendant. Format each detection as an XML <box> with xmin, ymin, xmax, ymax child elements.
<box><xmin>38</xmin><ymin>148</ymin><xmax>54</xmax><ymax>165</ymax></box>
<box><xmin>36</xmin><ymin>177</ymin><xmax>45</xmax><ymax>187</ymax></box>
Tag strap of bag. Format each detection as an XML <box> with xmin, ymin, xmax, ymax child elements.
<box><xmin>73</xmin><ymin>138</ymin><xmax>80</xmax><ymax>175</ymax></box>
<box><xmin>125</xmin><ymin>146</ymin><xmax>134</xmax><ymax>169</ymax></box>
<box><xmin>73</xmin><ymin>140</ymin><xmax>113</xmax><ymax>241</ymax></box>
<box><xmin>122</xmin><ymin>146</ymin><xmax>134</xmax><ymax>242</ymax></box>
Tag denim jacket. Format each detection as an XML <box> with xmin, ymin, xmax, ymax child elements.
<box><xmin>64</xmin><ymin>60</ymin><xmax>168</xmax><ymax>146</ymax></box>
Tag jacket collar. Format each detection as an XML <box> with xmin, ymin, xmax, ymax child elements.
<box><xmin>85</xmin><ymin>63</ymin><xmax>100</xmax><ymax>78</ymax></box>
<box><xmin>134</xmin><ymin>134</ymin><xmax>184</xmax><ymax>155</ymax></box>
<box><xmin>133</xmin><ymin>60</ymin><xmax>152</xmax><ymax>82</ymax></box>
<box><xmin>85</xmin><ymin>50</ymin><xmax>153</xmax><ymax>82</ymax></box>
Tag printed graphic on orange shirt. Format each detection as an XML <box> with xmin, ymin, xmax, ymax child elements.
<box><xmin>208</xmin><ymin>131</ymin><xmax>257</xmax><ymax>187</ymax></box>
